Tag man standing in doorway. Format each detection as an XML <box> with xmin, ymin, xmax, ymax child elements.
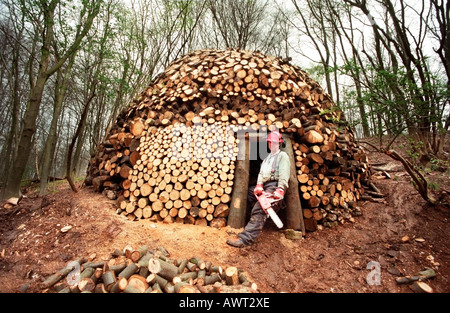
<box><xmin>227</xmin><ymin>131</ymin><xmax>290</xmax><ymax>247</ymax></box>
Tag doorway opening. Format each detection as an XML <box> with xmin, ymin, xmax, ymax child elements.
<box><xmin>248</xmin><ymin>138</ymin><xmax>269</xmax><ymax>186</ymax></box>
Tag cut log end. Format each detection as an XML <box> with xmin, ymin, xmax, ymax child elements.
<box><xmin>410</xmin><ymin>281</ymin><xmax>434</xmax><ymax>293</ymax></box>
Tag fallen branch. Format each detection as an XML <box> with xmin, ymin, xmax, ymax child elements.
<box><xmin>395</xmin><ymin>267</ymin><xmax>436</xmax><ymax>285</ymax></box>
<box><xmin>386</xmin><ymin>149</ymin><xmax>436</xmax><ymax>205</ymax></box>
<box><xmin>358</xmin><ymin>140</ymin><xmax>437</xmax><ymax>205</ymax></box>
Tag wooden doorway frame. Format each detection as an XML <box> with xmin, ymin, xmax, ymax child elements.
<box><xmin>228</xmin><ymin>133</ymin><xmax>305</xmax><ymax>235</ymax></box>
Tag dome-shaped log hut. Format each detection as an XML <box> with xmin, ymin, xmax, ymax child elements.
<box><xmin>85</xmin><ymin>48</ymin><xmax>372</xmax><ymax>233</ymax></box>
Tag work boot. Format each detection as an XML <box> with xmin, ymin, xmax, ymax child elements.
<box><xmin>226</xmin><ymin>237</ymin><xmax>248</xmax><ymax>248</ymax></box>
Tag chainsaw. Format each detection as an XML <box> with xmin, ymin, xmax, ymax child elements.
<box><xmin>256</xmin><ymin>191</ymin><xmax>284</xmax><ymax>229</ymax></box>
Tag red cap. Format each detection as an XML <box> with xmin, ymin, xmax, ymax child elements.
<box><xmin>266</xmin><ymin>131</ymin><xmax>283</xmax><ymax>143</ymax></box>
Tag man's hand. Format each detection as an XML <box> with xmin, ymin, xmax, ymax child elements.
<box><xmin>273</xmin><ymin>187</ymin><xmax>285</xmax><ymax>200</ymax></box>
<box><xmin>254</xmin><ymin>184</ymin><xmax>264</xmax><ymax>197</ymax></box>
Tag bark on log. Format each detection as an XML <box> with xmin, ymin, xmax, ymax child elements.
<box><xmin>102</xmin><ymin>271</ymin><xmax>117</xmax><ymax>291</ymax></box>
<box><xmin>118</xmin><ymin>263</ymin><xmax>138</xmax><ymax>279</ymax></box>
<box><xmin>78</xmin><ymin>277</ymin><xmax>96</xmax><ymax>293</ymax></box>
<box><xmin>45</xmin><ymin>244</ymin><xmax>260</xmax><ymax>293</ymax></box>
<box><xmin>148</xmin><ymin>258</ymin><xmax>179</xmax><ymax>281</ymax></box>
<box><xmin>225</xmin><ymin>266</ymin><xmax>239</xmax><ymax>286</ymax></box>
<box><xmin>228</xmin><ymin>136</ymin><xmax>249</xmax><ymax>229</ymax></box>
<box><xmin>282</xmin><ymin>134</ymin><xmax>305</xmax><ymax>233</ymax></box>
<box><xmin>127</xmin><ymin>274</ymin><xmax>149</xmax><ymax>292</ymax></box>
<box><xmin>41</xmin><ymin>257</ymin><xmax>86</xmax><ymax>288</ymax></box>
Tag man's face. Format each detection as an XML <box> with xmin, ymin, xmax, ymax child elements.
<box><xmin>268</xmin><ymin>140</ymin><xmax>280</xmax><ymax>151</ymax></box>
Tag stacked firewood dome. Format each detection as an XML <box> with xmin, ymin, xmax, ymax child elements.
<box><xmin>85</xmin><ymin>48</ymin><xmax>372</xmax><ymax>232</ymax></box>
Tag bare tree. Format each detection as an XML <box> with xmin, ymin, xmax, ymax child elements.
<box><xmin>1</xmin><ymin>0</ymin><xmax>101</xmax><ymax>200</ymax></box>
<box><xmin>344</xmin><ymin>0</ymin><xmax>449</xmax><ymax>156</ymax></box>
<box><xmin>207</xmin><ymin>0</ymin><xmax>281</xmax><ymax>53</ymax></box>
<box><xmin>0</xmin><ymin>0</ymin><xmax>28</xmax><ymax>188</ymax></box>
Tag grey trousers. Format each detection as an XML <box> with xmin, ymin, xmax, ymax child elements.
<box><xmin>238</xmin><ymin>181</ymin><xmax>283</xmax><ymax>245</ymax></box>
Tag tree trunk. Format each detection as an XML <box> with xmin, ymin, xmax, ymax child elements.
<box><xmin>71</xmin><ymin>120</ymin><xmax>87</xmax><ymax>176</ymax></box>
<box><xmin>1</xmin><ymin>0</ymin><xmax>100</xmax><ymax>200</ymax></box>
<box><xmin>2</xmin><ymin>71</ymin><xmax>49</xmax><ymax>200</ymax></box>
<box><xmin>66</xmin><ymin>93</ymin><xmax>95</xmax><ymax>192</ymax></box>
<box><xmin>40</xmin><ymin>53</ymin><xmax>76</xmax><ymax>195</ymax></box>
<box><xmin>0</xmin><ymin>25</ymin><xmax>22</xmax><ymax>187</ymax></box>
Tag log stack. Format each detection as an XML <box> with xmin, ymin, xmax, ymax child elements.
<box><xmin>42</xmin><ymin>245</ymin><xmax>258</xmax><ymax>293</ymax></box>
<box><xmin>113</xmin><ymin>120</ymin><xmax>237</xmax><ymax>227</ymax></box>
<box><xmin>85</xmin><ymin>48</ymin><xmax>372</xmax><ymax>231</ymax></box>
<box><xmin>292</xmin><ymin>127</ymin><xmax>368</xmax><ymax>231</ymax></box>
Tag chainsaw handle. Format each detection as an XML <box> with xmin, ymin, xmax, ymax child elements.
<box><xmin>257</xmin><ymin>192</ymin><xmax>280</xmax><ymax>204</ymax></box>
<box><xmin>256</xmin><ymin>193</ymin><xmax>284</xmax><ymax>229</ymax></box>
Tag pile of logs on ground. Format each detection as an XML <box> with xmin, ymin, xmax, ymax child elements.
<box><xmin>84</xmin><ymin>48</ymin><xmax>372</xmax><ymax>231</ymax></box>
<box><xmin>41</xmin><ymin>245</ymin><xmax>257</xmax><ymax>293</ymax></box>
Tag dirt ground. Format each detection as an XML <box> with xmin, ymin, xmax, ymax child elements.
<box><xmin>0</xmin><ymin>149</ymin><xmax>449</xmax><ymax>293</ymax></box>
